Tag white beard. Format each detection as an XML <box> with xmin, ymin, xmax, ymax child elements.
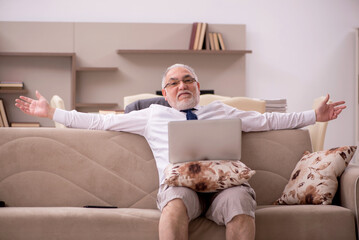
<box><xmin>169</xmin><ymin>89</ymin><xmax>200</xmax><ymax>110</ymax></box>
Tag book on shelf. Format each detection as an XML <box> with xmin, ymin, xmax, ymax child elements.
<box><xmin>217</xmin><ymin>33</ymin><xmax>226</xmax><ymax>50</ymax></box>
<box><xmin>205</xmin><ymin>25</ymin><xmax>210</xmax><ymax>50</ymax></box>
<box><xmin>0</xmin><ymin>112</ymin><xmax>4</xmax><ymax>127</ymax></box>
<box><xmin>193</xmin><ymin>22</ymin><xmax>202</xmax><ymax>50</ymax></box>
<box><xmin>197</xmin><ymin>22</ymin><xmax>207</xmax><ymax>50</ymax></box>
<box><xmin>189</xmin><ymin>22</ymin><xmax>198</xmax><ymax>50</ymax></box>
<box><xmin>0</xmin><ymin>99</ymin><xmax>9</xmax><ymax>127</ymax></box>
<box><xmin>10</xmin><ymin>122</ymin><xmax>40</xmax><ymax>127</ymax></box>
<box><xmin>0</xmin><ymin>81</ymin><xmax>24</xmax><ymax>89</ymax></box>
<box><xmin>213</xmin><ymin>33</ymin><xmax>220</xmax><ymax>51</ymax></box>
<box><xmin>208</xmin><ymin>32</ymin><xmax>215</xmax><ymax>50</ymax></box>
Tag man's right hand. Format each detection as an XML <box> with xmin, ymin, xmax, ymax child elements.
<box><xmin>15</xmin><ymin>91</ymin><xmax>55</xmax><ymax>119</ymax></box>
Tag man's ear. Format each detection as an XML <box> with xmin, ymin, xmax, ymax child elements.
<box><xmin>162</xmin><ymin>89</ymin><xmax>167</xmax><ymax>100</ymax></box>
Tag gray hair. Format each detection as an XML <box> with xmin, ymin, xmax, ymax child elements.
<box><xmin>161</xmin><ymin>63</ymin><xmax>199</xmax><ymax>89</ymax></box>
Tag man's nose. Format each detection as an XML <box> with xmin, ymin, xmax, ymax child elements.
<box><xmin>178</xmin><ymin>80</ymin><xmax>187</xmax><ymax>89</ymax></box>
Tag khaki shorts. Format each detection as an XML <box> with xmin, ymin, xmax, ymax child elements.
<box><xmin>156</xmin><ymin>183</ymin><xmax>256</xmax><ymax>225</ymax></box>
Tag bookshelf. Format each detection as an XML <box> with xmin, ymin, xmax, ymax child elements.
<box><xmin>76</xmin><ymin>67</ymin><xmax>118</xmax><ymax>72</ymax></box>
<box><xmin>75</xmin><ymin>103</ymin><xmax>118</xmax><ymax>108</ymax></box>
<box><xmin>117</xmin><ymin>50</ymin><xmax>252</xmax><ymax>55</ymax></box>
<box><xmin>0</xmin><ymin>89</ymin><xmax>28</xmax><ymax>94</ymax></box>
<box><xmin>0</xmin><ymin>52</ymin><xmax>75</xmax><ymax>127</ymax></box>
<box><xmin>0</xmin><ymin>22</ymin><xmax>250</xmax><ymax>126</ymax></box>
<box><xmin>0</xmin><ymin>51</ymin><xmax>119</xmax><ymax>125</ymax></box>
<box><xmin>75</xmin><ymin>67</ymin><xmax>118</xmax><ymax>110</ymax></box>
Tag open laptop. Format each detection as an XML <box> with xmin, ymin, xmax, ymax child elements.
<box><xmin>168</xmin><ymin>118</ymin><xmax>242</xmax><ymax>164</ymax></box>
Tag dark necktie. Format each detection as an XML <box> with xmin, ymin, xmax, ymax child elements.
<box><xmin>181</xmin><ymin>109</ymin><xmax>198</xmax><ymax>120</ymax></box>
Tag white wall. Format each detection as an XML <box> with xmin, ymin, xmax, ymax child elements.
<box><xmin>1</xmin><ymin>0</ymin><xmax>359</xmax><ymax>149</ymax></box>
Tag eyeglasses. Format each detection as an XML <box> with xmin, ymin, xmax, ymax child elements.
<box><xmin>164</xmin><ymin>78</ymin><xmax>197</xmax><ymax>89</ymax></box>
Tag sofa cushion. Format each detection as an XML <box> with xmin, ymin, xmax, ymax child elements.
<box><xmin>0</xmin><ymin>207</ymin><xmax>161</xmax><ymax>240</ymax></box>
<box><xmin>124</xmin><ymin>97</ymin><xmax>170</xmax><ymax>113</ymax></box>
<box><xmin>255</xmin><ymin>205</ymin><xmax>356</xmax><ymax>240</ymax></box>
<box><xmin>275</xmin><ymin>146</ymin><xmax>357</xmax><ymax>205</ymax></box>
<box><xmin>0</xmin><ymin>207</ymin><xmax>226</xmax><ymax>240</ymax></box>
<box><xmin>164</xmin><ymin>160</ymin><xmax>255</xmax><ymax>192</ymax></box>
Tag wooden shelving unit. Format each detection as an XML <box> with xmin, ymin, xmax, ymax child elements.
<box><xmin>117</xmin><ymin>49</ymin><xmax>252</xmax><ymax>55</ymax></box>
<box><xmin>0</xmin><ymin>22</ymin><xmax>251</xmax><ymax>124</ymax></box>
<box><xmin>76</xmin><ymin>67</ymin><xmax>118</xmax><ymax>72</ymax></box>
<box><xmin>75</xmin><ymin>103</ymin><xmax>118</xmax><ymax>108</ymax></box>
<box><xmin>0</xmin><ymin>52</ymin><xmax>75</xmax><ymax>57</ymax></box>
<box><xmin>0</xmin><ymin>52</ymin><xmax>76</xmax><ymax>126</ymax></box>
<box><xmin>0</xmin><ymin>51</ymin><xmax>76</xmax><ymax>107</ymax></box>
<box><xmin>0</xmin><ymin>89</ymin><xmax>28</xmax><ymax>94</ymax></box>
<box><xmin>75</xmin><ymin>67</ymin><xmax>118</xmax><ymax>110</ymax></box>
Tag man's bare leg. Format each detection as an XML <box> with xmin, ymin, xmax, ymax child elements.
<box><xmin>159</xmin><ymin>198</ymin><xmax>189</xmax><ymax>240</ymax></box>
<box><xmin>226</xmin><ymin>214</ymin><xmax>255</xmax><ymax>240</ymax></box>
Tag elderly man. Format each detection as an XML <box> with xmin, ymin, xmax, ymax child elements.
<box><xmin>15</xmin><ymin>63</ymin><xmax>345</xmax><ymax>240</ymax></box>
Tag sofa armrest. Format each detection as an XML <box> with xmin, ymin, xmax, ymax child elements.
<box><xmin>340</xmin><ymin>164</ymin><xmax>359</xmax><ymax>232</ymax></box>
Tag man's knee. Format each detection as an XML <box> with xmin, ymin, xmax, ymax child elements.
<box><xmin>157</xmin><ymin>186</ymin><xmax>202</xmax><ymax>221</ymax></box>
<box><xmin>206</xmin><ymin>185</ymin><xmax>256</xmax><ymax>225</ymax></box>
<box><xmin>228</xmin><ymin>214</ymin><xmax>254</xmax><ymax>225</ymax></box>
<box><xmin>226</xmin><ymin>214</ymin><xmax>255</xmax><ymax>240</ymax></box>
<box><xmin>162</xmin><ymin>198</ymin><xmax>188</xmax><ymax>219</ymax></box>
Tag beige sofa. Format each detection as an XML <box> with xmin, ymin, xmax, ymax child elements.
<box><xmin>0</xmin><ymin>127</ymin><xmax>358</xmax><ymax>240</ymax></box>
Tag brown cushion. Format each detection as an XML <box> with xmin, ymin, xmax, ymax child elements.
<box><xmin>274</xmin><ymin>146</ymin><xmax>357</xmax><ymax>205</ymax></box>
<box><xmin>164</xmin><ymin>160</ymin><xmax>255</xmax><ymax>192</ymax></box>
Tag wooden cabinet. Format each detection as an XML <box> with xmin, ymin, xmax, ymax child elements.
<box><xmin>116</xmin><ymin>50</ymin><xmax>252</xmax><ymax>54</ymax></box>
<box><xmin>0</xmin><ymin>22</ymin><xmax>251</xmax><ymax>126</ymax></box>
<box><xmin>74</xmin><ymin>67</ymin><xmax>118</xmax><ymax>110</ymax></box>
<box><xmin>0</xmin><ymin>52</ymin><xmax>75</xmax><ymax>126</ymax></box>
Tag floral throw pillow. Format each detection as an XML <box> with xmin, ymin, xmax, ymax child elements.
<box><xmin>275</xmin><ymin>146</ymin><xmax>357</xmax><ymax>205</ymax></box>
<box><xmin>164</xmin><ymin>160</ymin><xmax>255</xmax><ymax>192</ymax></box>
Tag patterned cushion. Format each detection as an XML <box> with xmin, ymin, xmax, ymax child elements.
<box><xmin>164</xmin><ymin>160</ymin><xmax>255</xmax><ymax>192</ymax></box>
<box><xmin>275</xmin><ymin>146</ymin><xmax>357</xmax><ymax>205</ymax></box>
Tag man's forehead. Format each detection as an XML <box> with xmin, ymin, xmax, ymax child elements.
<box><xmin>166</xmin><ymin>67</ymin><xmax>194</xmax><ymax>80</ymax></box>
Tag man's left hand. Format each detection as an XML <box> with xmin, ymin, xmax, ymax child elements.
<box><xmin>315</xmin><ymin>94</ymin><xmax>346</xmax><ymax>122</ymax></box>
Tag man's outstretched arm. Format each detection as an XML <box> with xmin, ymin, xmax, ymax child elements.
<box><xmin>15</xmin><ymin>90</ymin><xmax>55</xmax><ymax>119</ymax></box>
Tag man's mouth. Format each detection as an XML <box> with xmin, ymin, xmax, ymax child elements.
<box><xmin>177</xmin><ymin>92</ymin><xmax>192</xmax><ymax>100</ymax></box>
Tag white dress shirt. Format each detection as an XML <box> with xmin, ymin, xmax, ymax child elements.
<box><xmin>53</xmin><ymin>101</ymin><xmax>316</xmax><ymax>185</ymax></box>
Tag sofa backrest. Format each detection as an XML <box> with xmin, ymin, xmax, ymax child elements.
<box><xmin>242</xmin><ymin>129</ymin><xmax>312</xmax><ymax>205</ymax></box>
<box><xmin>0</xmin><ymin>128</ymin><xmax>312</xmax><ymax>208</ymax></box>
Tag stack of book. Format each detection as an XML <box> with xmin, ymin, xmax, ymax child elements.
<box><xmin>189</xmin><ymin>22</ymin><xmax>226</xmax><ymax>51</ymax></box>
<box><xmin>0</xmin><ymin>81</ymin><xmax>24</xmax><ymax>90</ymax></box>
<box><xmin>264</xmin><ymin>98</ymin><xmax>287</xmax><ymax>113</ymax></box>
